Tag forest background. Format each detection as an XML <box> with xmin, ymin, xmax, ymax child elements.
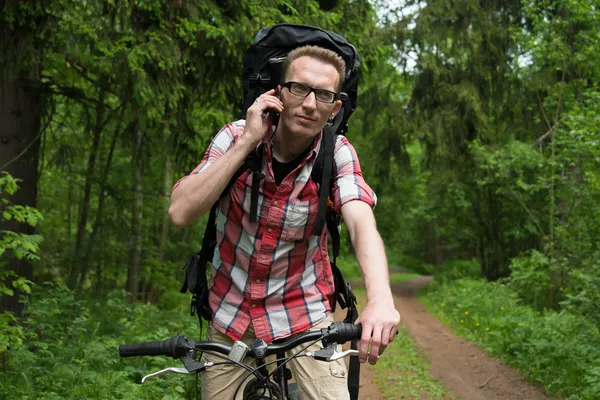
<box><xmin>1</xmin><ymin>0</ymin><xmax>599</xmax><ymax>399</ymax></box>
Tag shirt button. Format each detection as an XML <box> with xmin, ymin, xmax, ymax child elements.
<box><xmin>268</xmin><ymin>228</ymin><xmax>273</xmax><ymax>233</ymax></box>
<box><xmin>255</xmin><ymin>279</ymin><xmax>260</xmax><ymax>283</ymax></box>
<box><xmin>260</xmin><ymin>254</ymin><xmax>266</xmax><ymax>260</ymax></box>
<box><xmin>273</xmin><ymin>200</ymin><xmax>278</xmax><ymax>206</ymax></box>
<box><xmin>251</xmin><ymin>304</ymin><xmax>256</xmax><ymax>308</ymax></box>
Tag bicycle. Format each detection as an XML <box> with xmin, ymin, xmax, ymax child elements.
<box><xmin>119</xmin><ymin>321</ymin><xmax>362</xmax><ymax>400</ymax></box>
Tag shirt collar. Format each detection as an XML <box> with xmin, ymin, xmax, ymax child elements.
<box><xmin>263</xmin><ymin>126</ymin><xmax>322</xmax><ymax>163</ymax></box>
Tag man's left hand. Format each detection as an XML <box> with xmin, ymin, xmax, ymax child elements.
<box><xmin>355</xmin><ymin>299</ymin><xmax>400</xmax><ymax>365</ymax></box>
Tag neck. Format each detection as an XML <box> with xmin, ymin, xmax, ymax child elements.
<box><xmin>272</xmin><ymin>125</ymin><xmax>316</xmax><ymax>162</ymax></box>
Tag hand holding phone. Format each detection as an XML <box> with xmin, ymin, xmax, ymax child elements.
<box><xmin>244</xmin><ymin>88</ymin><xmax>283</xmax><ymax>147</ymax></box>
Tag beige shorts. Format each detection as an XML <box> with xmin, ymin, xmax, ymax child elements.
<box><xmin>201</xmin><ymin>314</ymin><xmax>350</xmax><ymax>400</ymax></box>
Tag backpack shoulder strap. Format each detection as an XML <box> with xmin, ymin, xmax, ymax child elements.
<box><xmin>311</xmin><ymin>113</ymin><xmax>361</xmax><ymax>400</ymax></box>
<box><xmin>180</xmin><ymin>144</ymin><xmax>265</xmax><ymax>323</ymax></box>
<box><xmin>313</xmin><ymin>110</ymin><xmax>344</xmax><ymax>237</ymax></box>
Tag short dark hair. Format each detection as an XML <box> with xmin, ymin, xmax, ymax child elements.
<box><xmin>281</xmin><ymin>45</ymin><xmax>346</xmax><ymax>92</ymax></box>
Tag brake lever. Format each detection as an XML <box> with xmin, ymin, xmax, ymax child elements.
<box><xmin>309</xmin><ymin>348</ymin><xmax>359</xmax><ymax>361</ymax></box>
<box><xmin>141</xmin><ymin>350</ymin><xmax>213</xmax><ymax>383</ymax></box>
<box><xmin>328</xmin><ymin>349</ymin><xmax>359</xmax><ymax>361</ymax></box>
<box><xmin>142</xmin><ymin>367</ymin><xmax>192</xmax><ymax>383</ymax></box>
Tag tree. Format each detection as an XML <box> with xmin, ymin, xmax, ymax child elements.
<box><xmin>0</xmin><ymin>0</ymin><xmax>49</xmax><ymax>314</ymax></box>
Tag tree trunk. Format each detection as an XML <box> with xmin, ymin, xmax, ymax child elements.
<box><xmin>125</xmin><ymin>129</ymin><xmax>143</xmax><ymax>298</ymax></box>
<box><xmin>158</xmin><ymin>133</ymin><xmax>173</xmax><ymax>262</ymax></box>
<box><xmin>79</xmin><ymin>119</ymin><xmax>122</xmax><ymax>289</ymax></box>
<box><xmin>140</xmin><ymin>132</ymin><xmax>173</xmax><ymax>303</ymax></box>
<box><xmin>434</xmin><ymin>218</ymin><xmax>445</xmax><ymax>267</ymax></box>
<box><xmin>68</xmin><ymin>84</ymin><xmax>106</xmax><ymax>289</ymax></box>
<box><xmin>0</xmin><ymin>75</ymin><xmax>42</xmax><ymax>315</ymax></box>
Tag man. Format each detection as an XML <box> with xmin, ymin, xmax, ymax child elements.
<box><xmin>169</xmin><ymin>45</ymin><xmax>400</xmax><ymax>399</ymax></box>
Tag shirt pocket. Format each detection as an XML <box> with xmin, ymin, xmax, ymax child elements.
<box><xmin>281</xmin><ymin>199</ymin><xmax>318</xmax><ymax>242</ymax></box>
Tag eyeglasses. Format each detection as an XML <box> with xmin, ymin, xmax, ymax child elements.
<box><xmin>282</xmin><ymin>82</ymin><xmax>338</xmax><ymax>104</ymax></box>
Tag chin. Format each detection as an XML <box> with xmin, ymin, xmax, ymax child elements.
<box><xmin>293</xmin><ymin>121</ymin><xmax>322</xmax><ymax>137</ymax></box>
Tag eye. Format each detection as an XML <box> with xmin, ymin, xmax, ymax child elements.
<box><xmin>315</xmin><ymin>90</ymin><xmax>335</xmax><ymax>102</ymax></box>
<box><xmin>291</xmin><ymin>82</ymin><xmax>310</xmax><ymax>94</ymax></box>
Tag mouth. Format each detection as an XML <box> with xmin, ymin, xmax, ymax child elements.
<box><xmin>296</xmin><ymin>115</ymin><xmax>316</xmax><ymax>124</ymax></box>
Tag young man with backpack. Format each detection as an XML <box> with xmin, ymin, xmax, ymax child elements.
<box><xmin>170</xmin><ymin>40</ymin><xmax>400</xmax><ymax>399</ymax></box>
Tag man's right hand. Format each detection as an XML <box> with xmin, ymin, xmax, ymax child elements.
<box><xmin>242</xmin><ymin>88</ymin><xmax>284</xmax><ymax>147</ymax></box>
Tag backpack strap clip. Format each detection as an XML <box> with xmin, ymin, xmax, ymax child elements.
<box><xmin>249</xmin><ymin>72</ymin><xmax>260</xmax><ymax>84</ymax></box>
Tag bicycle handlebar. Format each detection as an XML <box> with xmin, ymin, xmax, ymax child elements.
<box><xmin>119</xmin><ymin>336</ymin><xmax>191</xmax><ymax>358</ymax></box>
<box><xmin>118</xmin><ymin>321</ymin><xmax>362</xmax><ymax>359</ymax></box>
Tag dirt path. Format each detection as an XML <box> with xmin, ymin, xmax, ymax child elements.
<box><xmin>390</xmin><ymin>276</ymin><xmax>551</xmax><ymax>400</ymax></box>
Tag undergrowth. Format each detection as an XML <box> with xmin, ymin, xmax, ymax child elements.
<box><xmin>0</xmin><ymin>283</ymin><xmax>203</xmax><ymax>399</ymax></box>
<box><xmin>420</xmin><ymin>277</ymin><xmax>600</xmax><ymax>400</ymax></box>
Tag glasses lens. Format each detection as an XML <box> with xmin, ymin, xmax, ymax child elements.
<box><xmin>315</xmin><ymin>90</ymin><xmax>335</xmax><ymax>103</ymax></box>
<box><xmin>290</xmin><ymin>82</ymin><xmax>310</xmax><ymax>96</ymax></box>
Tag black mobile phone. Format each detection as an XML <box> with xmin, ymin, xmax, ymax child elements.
<box><xmin>269</xmin><ymin>110</ymin><xmax>280</xmax><ymax>126</ymax></box>
<box><xmin>269</xmin><ymin>87</ymin><xmax>280</xmax><ymax>126</ymax></box>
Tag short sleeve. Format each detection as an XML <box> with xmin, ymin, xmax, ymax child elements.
<box><xmin>172</xmin><ymin>121</ymin><xmax>243</xmax><ymax>191</ymax></box>
<box><xmin>332</xmin><ymin>136</ymin><xmax>377</xmax><ymax>213</ymax></box>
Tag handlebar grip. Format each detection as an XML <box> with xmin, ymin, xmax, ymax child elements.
<box><xmin>119</xmin><ymin>336</ymin><xmax>191</xmax><ymax>359</ymax></box>
<box><xmin>323</xmin><ymin>322</ymin><xmax>362</xmax><ymax>344</ymax></box>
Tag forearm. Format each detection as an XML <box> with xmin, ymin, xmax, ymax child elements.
<box><xmin>351</xmin><ymin>223</ymin><xmax>394</xmax><ymax>305</ymax></box>
<box><xmin>169</xmin><ymin>136</ymin><xmax>255</xmax><ymax>227</ymax></box>
<box><xmin>342</xmin><ymin>201</ymin><xmax>400</xmax><ymax>364</ymax></box>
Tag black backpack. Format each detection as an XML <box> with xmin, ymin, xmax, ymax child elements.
<box><xmin>180</xmin><ymin>24</ymin><xmax>362</xmax><ymax>399</ymax></box>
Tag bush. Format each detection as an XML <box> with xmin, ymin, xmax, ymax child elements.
<box><xmin>0</xmin><ymin>283</ymin><xmax>202</xmax><ymax>399</ymax></box>
<box><xmin>506</xmin><ymin>250</ymin><xmax>550</xmax><ymax>311</ymax></box>
<box><xmin>435</xmin><ymin>259</ymin><xmax>480</xmax><ymax>281</ymax></box>
<box><xmin>388</xmin><ymin>252</ymin><xmax>435</xmax><ymax>275</ymax></box>
<box><xmin>1</xmin><ymin>171</ymin><xmax>43</xmax><ymax>353</ymax></box>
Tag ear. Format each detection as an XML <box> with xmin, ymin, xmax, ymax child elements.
<box><xmin>330</xmin><ymin>99</ymin><xmax>343</xmax><ymax>119</ymax></box>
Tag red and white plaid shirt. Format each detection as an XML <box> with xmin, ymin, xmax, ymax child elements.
<box><xmin>174</xmin><ymin>120</ymin><xmax>376</xmax><ymax>342</ymax></box>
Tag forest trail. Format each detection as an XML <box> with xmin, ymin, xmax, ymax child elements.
<box><xmin>337</xmin><ymin>276</ymin><xmax>552</xmax><ymax>399</ymax></box>
<box><xmin>392</xmin><ymin>276</ymin><xmax>550</xmax><ymax>399</ymax></box>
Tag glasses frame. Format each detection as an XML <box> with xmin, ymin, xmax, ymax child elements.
<box><xmin>281</xmin><ymin>81</ymin><xmax>338</xmax><ymax>104</ymax></box>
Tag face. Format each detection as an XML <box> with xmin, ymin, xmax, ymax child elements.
<box><xmin>277</xmin><ymin>56</ymin><xmax>342</xmax><ymax>140</ymax></box>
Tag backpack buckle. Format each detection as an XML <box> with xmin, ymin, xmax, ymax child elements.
<box><xmin>249</xmin><ymin>73</ymin><xmax>260</xmax><ymax>85</ymax></box>
<box><xmin>259</xmin><ymin>75</ymin><xmax>271</xmax><ymax>85</ymax></box>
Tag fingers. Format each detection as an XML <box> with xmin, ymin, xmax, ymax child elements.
<box><xmin>379</xmin><ymin>326</ymin><xmax>391</xmax><ymax>357</ymax></box>
<box><xmin>357</xmin><ymin>321</ymin><xmax>371</xmax><ymax>364</ymax></box>
<box><xmin>251</xmin><ymin>91</ymin><xmax>283</xmax><ymax>114</ymax></box>
<box><xmin>368</xmin><ymin>326</ymin><xmax>382</xmax><ymax>365</ymax></box>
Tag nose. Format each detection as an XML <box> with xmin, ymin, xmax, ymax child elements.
<box><xmin>302</xmin><ymin>91</ymin><xmax>317</xmax><ymax>110</ymax></box>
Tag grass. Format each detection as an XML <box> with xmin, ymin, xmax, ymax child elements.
<box><xmin>389</xmin><ymin>272</ymin><xmax>421</xmax><ymax>283</ymax></box>
<box><xmin>353</xmin><ymin>287</ymin><xmax>454</xmax><ymax>399</ymax></box>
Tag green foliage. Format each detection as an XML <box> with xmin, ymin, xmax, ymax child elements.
<box><xmin>0</xmin><ymin>172</ymin><xmax>42</xmax><ymax>352</ymax></box>
<box><xmin>29</xmin><ymin>0</ymin><xmax>380</xmax><ymax>298</ymax></box>
<box><xmin>421</xmin><ymin>278</ymin><xmax>600</xmax><ymax>399</ymax></box>
<box><xmin>6</xmin><ymin>0</ymin><xmax>600</xmax><ymax>395</ymax></box>
<box><xmin>506</xmin><ymin>250</ymin><xmax>550</xmax><ymax>311</ymax></box>
<box><xmin>389</xmin><ymin>272</ymin><xmax>421</xmax><ymax>284</ymax></box>
<box><xmin>388</xmin><ymin>251</ymin><xmax>435</xmax><ymax>276</ymax></box>
<box><xmin>0</xmin><ymin>172</ymin><xmax>43</xmax><ymax>261</ymax></box>
<box><xmin>0</xmin><ymin>283</ymin><xmax>202</xmax><ymax>399</ymax></box>
<box><xmin>434</xmin><ymin>259</ymin><xmax>480</xmax><ymax>282</ymax></box>
<box><xmin>335</xmin><ymin>253</ymin><xmax>362</xmax><ymax>281</ymax></box>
